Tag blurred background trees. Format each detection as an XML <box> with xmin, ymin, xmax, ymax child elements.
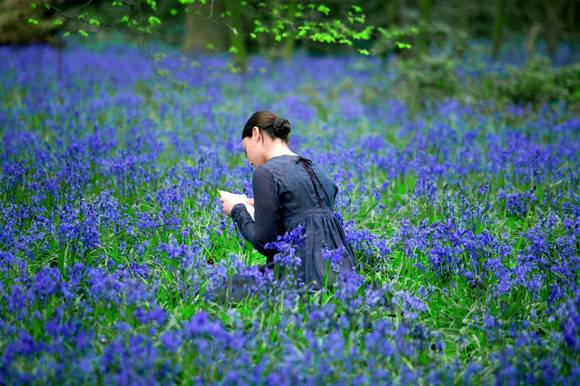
<box><xmin>1</xmin><ymin>0</ymin><xmax>578</xmax><ymax>111</ymax></box>
<box><xmin>2</xmin><ymin>0</ymin><xmax>577</xmax><ymax>61</ymax></box>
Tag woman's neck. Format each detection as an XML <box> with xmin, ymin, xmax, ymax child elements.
<box><xmin>265</xmin><ymin>143</ymin><xmax>298</xmax><ymax>160</ymax></box>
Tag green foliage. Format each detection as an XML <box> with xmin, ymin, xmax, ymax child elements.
<box><xmin>393</xmin><ymin>54</ymin><xmax>461</xmax><ymax>112</ymax></box>
<box><xmin>381</xmin><ymin>50</ymin><xmax>579</xmax><ymax>115</ymax></box>
<box><xmin>17</xmin><ymin>1</ymin><xmax>412</xmax><ymax>59</ymax></box>
<box><xmin>479</xmin><ymin>57</ymin><xmax>580</xmax><ymax>108</ymax></box>
<box><xmin>148</xmin><ymin>16</ymin><xmax>161</xmax><ymax>26</ymax></box>
<box><xmin>369</xmin><ymin>25</ymin><xmax>419</xmax><ymax>56</ymax></box>
<box><xmin>249</xmin><ymin>2</ymin><xmax>396</xmax><ymax>53</ymax></box>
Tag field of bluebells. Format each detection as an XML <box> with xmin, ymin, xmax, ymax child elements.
<box><xmin>0</xmin><ymin>40</ymin><xmax>578</xmax><ymax>384</ymax></box>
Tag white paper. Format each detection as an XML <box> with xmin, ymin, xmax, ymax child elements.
<box><xmin>218</xmin><ymin>190</ymin><xmax>255</xmax><ymax>221</ymax></box>
<box><xmin>243</xmin><ymin>203</ymin><xmax>255</xmax><ymax>221</ymax></box>
<box><xmin>218</xmin><ymin>190</ymin><xmax>248</xmax><ymax>202</ymax></box>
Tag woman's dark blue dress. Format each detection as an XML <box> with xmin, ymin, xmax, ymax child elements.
<box><xmin>230</xmin><ymin>154</ymin><xmax>357</xmax><ymax>290</ymax></box>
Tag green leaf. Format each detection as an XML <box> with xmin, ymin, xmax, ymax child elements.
<box><xmin>27</xmin><ymin>18</ymin><xmax>39</xmax><ymax>25</ymax></box>
<box><xmin>351</xmin><ymin>26</ymin><xmax>374</xmax><ymax>40</ymax></box>
<box><xmin>52</xmin><ymin>18</ymin><xmax>63</xmax><ymax>26</ymax></box>
<box><xmin>146</xmin><ymin>0</ymin><xmax>157</xmax><ymax>11</ymax></box>
<box><xmin>254</xmin><ymin>20</ymin><xmax>268</xmax><ymax>33</ymax></box>
<box><xmin>297</xmin><ymin>25</ymin><xmax>310</xmax><ymax>38</ymax></box>
<box><xmin>317</xmin><ymin>5</ymin><xmax>330</xmax><ymax>16</ymax></box>
<box><xmin>352</xmin><ymin>5</ymin><xmax>362</xmax><ymax>13</ymax></box>
<box><xmin>357</xmin><ymin>49</ymin><xmax>370</xmax><ymax>55</ymax></box>
<box><xmin>156</xmin><ymin>69</ymin><xmax>168</xmax><ymax>78</ymax></box>
<box><xmin>310</xmin><ymin>32</ymin><xmax>335</xmax><ymax>44</ymax></box>
<box><xmin>89</xmin><ymin>18</ymin><xmax>100</xmax><ymax>26</ymax></box>
<box><xmin>228</xmin><ymin>46</ymin><xmax>238</xmax><ymax>54</ymax></box>
<box><xmin>78</xmin><ymin>29</ymin><xmax>88</xmax><ymax>38</ymax></box>
<box><xmin>153</xmin><ymin>52</ymin><xmax>167</xmax><ymax>62</ymax></box>
<box><xmin>148</xmin><ymin>16</ymin><xmax>161</xmax><ymax>26</ymax></box>
<box><xmin>170</xmin><ymin>8</ymin><xmax>178</xmax><ymax>16</ymax></box>
<box><xmin>355</xmin><ymin>15</ymin><xmax>365</xmax><ymax>23</ymax></box>
<box><xmin>395</xmin><ymin>41</ymin><xmax>412</xmax><ymax>49</ymax></box>
<box><xmin>227</xmin><ymin>62</ymin><xmax>240</xmax><ymax>74</ymax></box>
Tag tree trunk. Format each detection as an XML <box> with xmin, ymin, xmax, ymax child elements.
<box><xmin>182</xmin><ymin>2</ymin><xmax>226</xmax><ymax>53</ymax></box>
<box><xmin>458</xmin><ymin>0</ymin><xmax>468</xmax><ymax>35</ymax></box>
<box><xmin>282</xmin><ymin>2</ymin><xmax>296</xmax><ymax>60</ymax></box>
<box><xmin>542</xmin><ymin>0</ymin><xmax>561</xmax><ymax>63</ymax></box>
<box><xmin>418</xmin><ymin>0</ymin><xmax>431</xmax><ymax>55</ymax></box>
<box><xmin>566</xmin><ymin>0</ymin><xmax>576</xmax><ymax>35</ymax></box>
<box><xmin>492</xmin><ymin>0</ymin><xmax>506</xmax><ymax>59</ymax></box>
<box><xmin>386</xmin><ymin>0</ymin><xmax>401</xmax><ymax>26</ymax></box>
<box><xmin>223</xmin><ymin>0</ymin><xmax>248</xmax><ymax>73</ymax></box>
<box><xmin>0</xmin><ymin>0</ymin><xmax>60</xmax><ymax>45</ymax></box>
<box><xmin>525</xmin><ymin>22</ymin><xmax>542</xmax><ymax>58</ymax></box>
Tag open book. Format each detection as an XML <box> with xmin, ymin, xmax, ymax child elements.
<box><xmin>218</xmin><ymin>190</ymin><xmax>255</xmax><ymax>221</ymax></box>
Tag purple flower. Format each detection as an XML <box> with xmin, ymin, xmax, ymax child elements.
<box><xmin>33</xmin><ymin>266</ymin><xmax>62</xmax><ymax>300</ymax></box>
<box><xmin>321</xmin><ymin>246</ymin><xmax>347</xmax><ymax>273</ymax></box>
<box><xmin>135</xmin><ymin>306</ymin><xmax>167</xmax><ymax>326</ymax></box>
<box><xmin>160</xmin><ymin>331</ymin><xmax>183</xmax><ymax>352</ymax></box>
<box><xmin>265</xmin><ymin>225</ymin><xmax>306</xmax><ymax>269</ymax></box>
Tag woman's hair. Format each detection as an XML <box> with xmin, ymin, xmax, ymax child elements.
<box><xmin>242</xmin><ymin>111</ymin><xmax>291</xmax><ymax>143</ymax></box>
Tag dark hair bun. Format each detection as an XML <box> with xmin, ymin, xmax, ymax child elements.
<box><xmin>271</xmin><ymin>118</ymin><xmax>291</xmax><ymax>138</ymax></box>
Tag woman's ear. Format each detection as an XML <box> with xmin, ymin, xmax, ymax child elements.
<box><xmin>252</xmin><ymin>126</ymin><xmax>261</xmax><ymax>142</ymax></box>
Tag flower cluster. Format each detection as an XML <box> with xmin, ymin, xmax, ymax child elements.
<box><xmin>0</xmin><ymin>40</ymin><xmax>578</xmax><ymax>384</ymax></box>
<box><xmin>265</xmin><ymin>225</ymin><xmax>306</xmax><ymax>269</ymax></box>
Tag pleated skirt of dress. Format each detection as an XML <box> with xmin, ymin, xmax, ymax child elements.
<box><xmin>283</xmin><ymin>208</ymin><xmax>358</xmax><ymax>289</ymax></box>
<box><xmin>210</xmin><ymin>209</ymin><xmax>357</xmax><ymax>303</ymax></box>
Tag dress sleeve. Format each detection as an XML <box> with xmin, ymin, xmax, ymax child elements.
<box><xmin>231</xmin><ymin>165</ymin><xmax>282</xmax><ymax>263</ymax></box>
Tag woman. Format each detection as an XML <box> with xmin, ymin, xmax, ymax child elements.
<box><xmin>220</xmin><ymin>111</ymin><xmax>357</xmax><ymax>291</ymax></box>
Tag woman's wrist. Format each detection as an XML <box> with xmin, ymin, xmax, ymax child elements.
<box><xmin>231</xmin><ymin>202</ymin><xmax>246</xmax><ymax>218</ymax></box>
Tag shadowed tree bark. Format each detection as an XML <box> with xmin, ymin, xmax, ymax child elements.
<box><xmin>492</xmin><ymin>0</ymin><xmax>506</xmax><ymax>59</ymax></box>
<box><xmin>182</xmin><ymin>1</ymin><xmax>226</xmax><ymax>54</ymax></box>
<box><xmin>0</xmin><ymin>0</ymin><xmax>61</xmax><ymax>45</ymax></box>
<box><xmin>222</xmin><ymin>0</ymin><xmax>248</xmax><ymax>73</ymax></box>
<box><xmin>542</xmin><ymin>0</ymin><xmax>562</xmax><ymax>63</ymax></box>
<box><xmin>418</xmin><ymin>0</ymin><xmax>431</xmax><ymax>55</ymax></box>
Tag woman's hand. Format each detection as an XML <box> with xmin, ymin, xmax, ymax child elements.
<box><xmin>220</xmin><ymin>197</ymin><xmax>252</xmax><ymax>216</ymax></box>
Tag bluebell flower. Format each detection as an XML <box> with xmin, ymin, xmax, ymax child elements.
<box><xmin>265</xmin><ymin>225</ymin><xmax>306</xmax><ymax>269</ymax></box>
<box><xmin>160</xmin><ymin>331</ymin><xmax>183</xmax><ymax>352</ymax></box>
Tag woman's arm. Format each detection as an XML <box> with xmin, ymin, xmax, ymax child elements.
<box><xmin>231</xmin><ymin>165</ymin><xmax>282</xmax><ymax>262</ymax></box>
